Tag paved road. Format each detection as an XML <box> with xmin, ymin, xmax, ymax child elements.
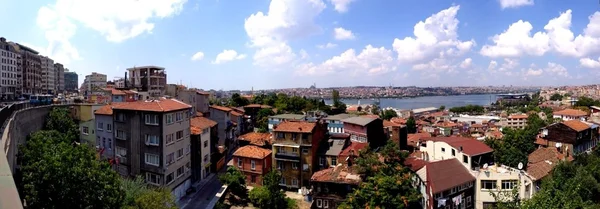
<box><xmin>181</xmin><ymin>175</ymin><xmax>224</xmax><ymax>209</ymax></box>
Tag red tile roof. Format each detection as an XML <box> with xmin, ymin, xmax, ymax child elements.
<box><xmin>273</xmin><ymin>121</ymin><xmax>316</xmax><ymax>133</ymax></box>
<box><xmin>562</xmin><ymin>120</ymin><xmax>590</xmax><ymax>132</ymax></box>
<box><xmin>383</xmin><ymin>120</ymin><xmax>401</xmax><ymax>127</ymax></box>
<box><xmin>553</xmin><ymin>108</ymin><xmax>588</xmax><ymax>117</ymax></box>
<box><xmin>112</xmin><ymin>98</ymin><xmax>191</xmax><ymax>112</ymax></box>
<box><xmin>508</xmin><ymin>114</ymin><xmax>528</xmax><ymax>119</ymax></box>
<box><xmin>94</xmin><ymin>104</ymin><xmax>114</xmax><ymax>115</ymax></box>
<box><xmin>426</xmin><ymin>158</ymin><xmax>475</xmax><ymax>194</ymax></box>
<box><xmin>239</xmin><ymin>132</ymin><xmax>272</xmax><ymax>146</ymax></box>
<box><xmin>231</xmin><ymin>111</ymin><xmax>243</xmax><ymax>117</ymax></box>
<box><xmin>233</xmin><ymin>145</ymin><xmax>272</xmax><ymax>159</ymax></box>
<box><xmin>423</xmin><ymin>137</ymin><xmax>493</xmax><ymax>156</ymax></box>
<box><xmin>211</xmin><ymin>105</ymin><xmax>232</xmax><ymax>112</ymax></box>
<box><xmin>110</xmin><ymin>88</ymin><xmax>126</xmax><ymax>95</ymax></box>
<box><xmin>338</xmin><ymin>142</ymin><xmax>368</xmax><ymax>160</ymax></box>
<box><xmin>190</xmin><ymin>117</ymin><xmax>217</xmax><ymax>135</ymax></box>
<box><xmin>390</xmin><ymin>117</ymin><xmax>407</xmax><ymax>124</ymax></box>
<box><xmin>527</xmin><ymin>147</ymin><xmax>563</xmax><ymax>180</ymax></box>
<box><xmin>310</xmin><ymin>165</ymin><xmax>361</xmax><ymax>184</ymax></box>
<box><xmin>408</xmin><ymin>132</ymin><xmax>431</xmax><ymax>147</ymax></box>
<box><xmin>404</xmin><ymin>157</ymin><xmax>427</xmax><ymax>171</ymax></box>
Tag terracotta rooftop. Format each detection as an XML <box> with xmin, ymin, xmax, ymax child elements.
<box><xmin>485</xmin><ymin>130</ymin><xmax>504</xmax><ymax>139</ymax></box>
<box><xmin>94</xmin><ymin>104</ymin><xmax>115</xmax><ymax>115</ymax></box>
<box><xmin>553</xmin><ymin>108</ymin><xmax>588</xmax><ymax>117</ymax></box>
<box><xmin>190</xmin><ymin>117</ymin><xmax>217</xmax><ymax>135</ymax></box>
<box><xmin>196</xmin><ymin>91</ymin><xmax>210</xmax><ymax>95</ymax></box>
<box><xmin>310</xmin><ymin>165</ymin><xmax>361</xmax><ymax>185</ymax></box>
<box><xmin>383</xmin><ymin>120</ymin><xmax>401</xmax><ymax>127</ymax></box>
<box><xmin>422</xmin><ymin>137</ymin><xmax>493</xmax><ymax>156</ymax></box>
<box><xmin>404</xmin><ymin>157</ymin><xmax>427</xmax><ymax>171</ymax></box>
<box><xmin>425</xmin><ymin>158</ymin><xmax>476</xmax><ymax>194</ymax></box>
<box><xmin>390</xmin><ymin>117</ymin><xmax>407</xmax><ymax>124</ymax></box>
<box><xmin>233</xmin><ymin>145</ymin><xmax>272</xmax><ymax>159</ymax></box>
<box><xmin>470</xmin><ymin>124</ymin><xmax>484</xmax><ymax>128</ymax></box>
<box><xmin>273</xmin><ymin>121</ymin><xmax>316</xmax><ymax>133</ymax></box>
<box><xmin>211</xmin><ymin>105</ymin><xmax>232</xmax><ymax>112</ymax></box>
<box><xmin>508</xmin><ymin>114</ymin><xmax>528</xmax><ymax>119</ymax></box>
<box><xmin>338</xmin><ymin>142</ymin><xmax>368</xmax><ymax>160</ymax></box>
<box><xmin>231</xmin><ymin>111</ymin><xmax>243</xmax><ymax>117</ymax></box>
<box><xmin>408</xmin><ymin>132</ymin><xmax>431</xmax><ymax>147</ymax></box>
<box><xmin>562</xmin><ymin>120</ymin><xmax>590</xmax><ymax>132</ymax></box>
<box><xmin>112</xmin><ymin>98</ymin><xmax>191</xmax><ymax>112</ymax></box>
<box><xmin>238</xmin><ymin>132</ymin><xmax>272</xmax><ymax>146</ymax></box>
<box><xmin>527</xmin><ymin>147</ymin><xmax>563</xmax><ymax>180</ymax></box>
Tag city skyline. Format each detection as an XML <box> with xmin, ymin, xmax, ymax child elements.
<box><xmin>1</xmin><ymin>0</ymin><xmax>600</xmax><ymax>90</ymax></box>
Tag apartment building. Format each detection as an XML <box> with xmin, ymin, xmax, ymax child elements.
<box><xmin>190</xmin><ymin>116</ymin><xmax>217</xmax><ymax>181</ymax></box>
<box><xmin>500</xmin><ymin>114</ymin><xmax>528</xmax><ymax>129</ymax></box>
<box><xmin>233</xmin><ymin>145</ymin><xmax>273</xmax><ymax>186</ymax></box>
<box><xmin>324</xmin><ymin>114</ymin><xmax>355</xmax><ymax>133</ymax></box>
<box><xmin>316</xmin><ymin>133</ymin><xmax>350</xmax><ymax>170</ymax></box>
<box><xmin>13</xmin><ymin>43</ymin><xmax>41</xmax><ymax>96</ymax></box>
<box><xmin>209</xmin><ymin>105</ymin><xmax>237</xmax><ymax>153</ymax></box>
<box><xmin>94</xmin><ymin>105</ymin><xmax>116</xmax><ymax>159</ymax></box>
<box><xmin>0</xmin><ymin>37</ymin><xmax>19</xmax><ymax>100</ymax></box>
<box><xmin>127</xmin><ymin>66</ymin><xmax>167</xmax><ymax>97</ymax></box>
<box><xmin>553</xmin><ymin>108</ymin><xmax>588</xmax><ymax>121</ymax></box>
<box><xmin>341</xmin><ymin>116</ymin><xmax>386</xmax><ymax>149</ymax></box>
<box><xmin>64</xmin><ymin>69</ymin><xmax>78</xmax><ymax>93</ymax></box>
<box><xmin>54</xmin><ymin>63</ymin><xmax>65</xmax><ymax>93</ymax></box>
<box><xmin>40</xmin><ymin>56</ymin><xmax>55</xmax><ymax>94</ymax></box>
<box><xmin>272</xmin><ymin>121</ymin><xmax>327</xmax><ymax>191</ymax></box>
<box><xmin>268</xmin><ymin>114</ymin><xmax>306</xmax><ymax>132</ymax></box>
<box><xmin>310</xmin><ymin>164</ymin><xmax>361</xmax><ymax>209</ymax></box>
<box><xmin>111</xmin><ymin>98</ymin><xmax>193</xmax><ymax>200</ymax></box>
<box><xmin>537</xmin><ymin>120</ymin><xmax>599</xmax><ymax>156</ymax></box>
<box><xmin>83</xmin><ymin>72</ymin><xmax>107</xmax><ymax>96</ymax></box>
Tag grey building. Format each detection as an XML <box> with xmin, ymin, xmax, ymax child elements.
<box><xmin>209</xmin><ymin>105</ymin><xmax>236</xmax><ymax>153</ymax></box>
<box><xmin>12</xmin><ymin>43</ymin><xmax>42</xmax><ymax>96</ymax></box>
<box><xmin>111</xmin><ymin>98</ymin><xmax>193</xmax><ymax>200</ymax></box>
<box><xmin>64</xmin><ymin>70</ymin><xmax>78</xmax><ymax>93</ymax></box>
<box><xmin>54</xmin><ymin>63</ymin><xmax>65</xmax><ymax>93</ymax></box>
<box><xmin>94</xmin><ymin>105</ymin><xmax>115</xmax><ymax>159</ymax></box>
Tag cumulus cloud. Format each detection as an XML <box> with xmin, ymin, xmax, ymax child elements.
<box><xmin>244</xmin><ymin>0</ymin><xmax>326</xmax><ymax>69</ymax></box>
<box><xmin>392</xmin><ymin>5</ymin><xmax>475</xmax><ymax>71</ymax></box>
<box><xmin>334</xmin><ymin>27</ymin><xmax>356</xmax><ymax>40</ymax></box>
<box><xmin>329</xmin><ymin>0</ymin><xmax>354</xmax><ymax>13</ymax></box>
<box><xmin>498</xmin><ymin>0</ymin><xmax>534</xmax><ymax>9</ymax></box>
<box><xmin>580</xmin><ymin>57</ymin><xmax>600</xmax><ymax>69</ymax></box>
<box><xmin>212</xmin><ymin>50</ymin><xmax>246</xmax><ymax>64</ymax></box>
<box><xmin>460</xmin><ymin>58</ymin><xmax>472</xmax><ymax>69</ymax></box>
<box><xmin>295</xmin><ymin>45</ymin><xmax>396</xmax><ymax>76</ymax></box>
<box><xmin>545</xmin><ymin>62</ymin><xmax>569</xmax><ymax>77</ymax></box>
<box><xmin>488</xmin><ymin>60</ymin><xmax>498</xmax><ymax>71</ymax></box>
<box><xmin>317</xmin><ymin>43</ymin><xmax>337</xmax><ymax>49</ymax></box>
<box><xmin>190</xmin><ymin>51</ymin><xmax>205</xmax><ymax>61</ymax></box>
<box><xmin>481</xmin><ymin>10</ymin><xmax>600</xmax><ymax>58</ymax></box>
<box><xmin>524</xmin><ymin>68</ymin><xmax>543</xmax><ymax>76</ymax></box>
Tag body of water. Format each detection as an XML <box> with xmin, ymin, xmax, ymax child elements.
<box><xmin>325</xmin><ymin>94</ymin><xmax>499</xmax><ymax>110</ymax></box>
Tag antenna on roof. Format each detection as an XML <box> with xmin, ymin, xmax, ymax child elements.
<box><xmin>517</xmin><ymin>162</ymin><xmax>523</xmax><ymax>170</ymax></box>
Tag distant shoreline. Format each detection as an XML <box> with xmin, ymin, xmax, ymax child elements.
<box><xmin>328</xmin><ymin>92</ymin><xmax>529</xmax><ymax>100</ymax></box>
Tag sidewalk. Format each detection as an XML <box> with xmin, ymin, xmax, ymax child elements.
<box><xmin>177</xmin><ymin>173</ymin><xmax>218</xmax><ymax>208</ymax></box>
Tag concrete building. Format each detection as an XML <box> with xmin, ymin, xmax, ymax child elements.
<box><xmin>472</xmin><ymin>164</ymin><xmax>535</xmax><ymax>209</ymax></box>
<box><xmin>111</xmin><ymin>98</ymin><xmax>192</xmax><ymax>200</ymax></box>
<box><xmin>127</xmin><ymin>66</ymin><xmax>167</xmax><ymax>97</ymax></box>
<box><xmin>500</xmin><ymin>114</ymin><xmax>528</xmax><ymax>129</ymax></box>
<box><xmin>553</xmin><ymin>108</ymin><xmax>588</xmax><ymax>121</ymax></box>
<box><xmin>341</xmin><ymin>116</ymin><xmax>386</xmax><ymax>149</ymax></box>
<box><xmin>316</xmin><ymin>133</ymin><xmax>350</xmax><ymax>170</ymax></box>
<box><xmin>54</xmin><ymin>63</ymin><xmax>65</xmax><ymax>93</ymax></box>
<box><xmin>40</xmin><ymin>56</ymin><xmax>55</xmax><ymax>94</ymax></box>
<box><xmin>324</xmin><ymin>114</ymin><xmax>355</xmax><ymax>133</ymax></box>
<box><xmin>94</xmin><ymin>105</ymin><xmax>116</xmax><ymax>159</ymax></box>
<box><xmin>268</xmin><ymin>114</ymin><xmax>306</xmax><ymax>132</ymax></box>
<box><xmin>83</xmin><ymin>72</ymin><xmax>107</xmax><ymax>96</ymax></box>
<box><xmin>70</xmin><ymin>104</ymin><xmax>104</xmax><ymax>145</ymax></box>
<box><xmin>0</xmin><ymin>37</ymin><xmax>19</xmax><ymax>100</ymax></box>
<box><xmin>64</xmin><ymin>69</ymin><xmax>78</xmax><ymax>93</ymax></box>
<box><xmin>209</xmin><ymin>105</ymin><xmax>237</xmax><ymax>153</ymax></box>
<box><xmin>190</xmin><ymin>116</ymin><xmax>217</xmax><ymax>181</ymax></box>
<box><xmin>114</xmin><ymin>78</ymin><xmax>126</xmax><ymax>88</ymax></box>
<box><xmin>232</xmin><ymin>145</ymin><xmax>273</xmax><ymax>186</ymax></box>
<box><xmin>13</xmin><ymin>43</ymin><xmax>42</xmax><ymax>96</ymax></box>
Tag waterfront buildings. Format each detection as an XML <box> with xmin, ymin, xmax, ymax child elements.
<box><xmin>0</xmin><ymin>37</ymin><xmax>19</xmax><ymax>99</ymax></box>
<box><xmin>111</xmin><ymin>98</ymin><xmax>193</xmax><ymax>200</ymax></box>
<box><xmin>40</xmin><ymin>56</ymin><xmax>55</xmax><ymax>94</ymax></box>
<box><xmin>127</xmin><ymin>66</ymin><xmax>167</xmax><ymax>97</ymax></box>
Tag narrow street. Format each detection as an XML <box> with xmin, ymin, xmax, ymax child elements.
<box><xmin>179</xmin><ymin>174</ymin><xmax>224</xmax><ymax>209</ymax></box>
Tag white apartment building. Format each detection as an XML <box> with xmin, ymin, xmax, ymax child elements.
<box><xmin>127</xmin><ymin>66</ymin><xmax>167</xmax><ymax>97</ymax></box>
<box><xmin>553</xmin><ymin>108</ymin><xmax>588</xmax><ymax>121</ymax></box>
<box><xmin>40</xmin><ymin>56</ymin><xmax>56</xmax><ymax>94</ymax></box>
<box><xmin>115</xmin><ymin>78</ymin><xmax>126</xmax><ymax>88</ymax></box>
<box><xmin>472</xmin><ymin>164</ymin><xmax>535</xmax><ymax>209</ymax></box>
<box><xmin>83</xmin><ymin>72</ymin><xmax>107</xmax><ymax>96</ymax></box>
<box><xmin>0</xmin><ymin>43</ymin><xmax>19</xmax><ymax>100</ymax></box>
<box><xmin>500</xmin><ymin>114</ymin><xmax>528</xmax><ymax>129</ymax></box>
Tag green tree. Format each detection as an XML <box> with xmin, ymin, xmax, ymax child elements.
<box><xmin>231</xmin><ymin>93</ymin><xmax>250</xmax><ymax>107</ymax></box>
<box><xmin>331</xmin><ymin>90</ymin><xmax>347</xmax><ymax>114</ymax></box>
<box><xmin>45</xmin><ymin>107</ymin><xmax>79</xmax><ymax>141</ymax></box>
<box><xmin>406</xmin><ymin>116</ymin><xmax>417</xmax><ymax>134</ymax></box>
<box><xmin>125</xmin><ymin>188</ymin><xmax>178</xmax><ymax>209</ymax></box>
<box><xmin>122</xmin><ymin>176</ymin><xmax>151</xmax><ymax>206</ymax></box>
<box><xmin>219</xmin><ymin>167</ymin><xmax>248</xmax><ymax>199</ymax></box>
<box><xmin>381</xmin><ymin>109</ymin><xmax>398</xmax><ymax>120</ymax></box>
<box><xmin>19</xmin><ymin>130</ymin><xmax>124</xmax><ymax>209</ymax></box>
<box><xmin>256</xmin><ymin>108</ymin><xmax>276</xmax><ymax>132</ymax></box>
<box><xmin>449</xmin><ymin>104</ymin><xmax>485</xmax><ymax>114</ymax></box>
<box><xmin>248</xmin><ymin>170</ymin><xmax>290</xmax><ymax>209</ymax></box>
<box><xmin>549</xmin><ymin>93</ymin><xmax>563</xmax><ymax>101</ymax></box>
<box><xmin>575</xmin><ymin>96</ymin><xmax>600</xmax><ymax>107</ymax></box>
<box><xmin>439</xmin><ymin>105</ymin><xmax>446</xmax><ymax>111</ymax></box>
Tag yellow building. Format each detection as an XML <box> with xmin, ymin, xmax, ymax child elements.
<box><xmin>70</xmin><ymin>104</ymin><xmax>104</xmax><ymax>145</ymax></box>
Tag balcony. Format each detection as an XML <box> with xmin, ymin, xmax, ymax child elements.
<box><xmin>275</xmin><ymin>152</ymin><xmax>300</xmax><ymax>161</ymax></box>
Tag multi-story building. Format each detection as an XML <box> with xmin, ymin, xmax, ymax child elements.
<box><xmin>209</xmin><ymin>105</ymin><xmax>237</xmax><ymax>154</ymax></box>
<box><xmin>316</xmin><ymin>133</ymin><xmax>350</xmax><ymax>170</ymax></box>
<box><xmin>127</xmin><ymin>66</ymin><xmax>167</xmax><ymax>97</ymax></box>
<box><xmin>324</xmin><ymin>113</ymin><xmax>355</xmax><ymax>133</ymax></box>
<box><xmin>13</xmin><ymin>43</ymin><xmax>41</xmax><ymax>96</ymax></box>
<box><xmin>190</xmin><ymin>116</ymin><xmax>217</xmax><ymax>181</ymax></box>
<box><xmin>268</xmin><ymin>114</ymin><xmax>306</xmax><ymax>132</ymax></box>
<box><xmin>310</xmin><ymin>164</ymin><xmax>361</xmax><ymax>209</ymax></box>
<box><xmin>94</xmin><ymin>104</ymin><xmax>116</xmax><ymax>159</ymax></box>
<box><xmin>341</xmin><ymin>116</ymin><xmax>386</xmax><ymax>149</ymax></box>
<box><xmin>111</xmin><ymin>98</ymin><xmax>193</xmax><ymax>200</ymax></box>
<box><xmin>537</xmin><ymin>120</ymin><xmax>599</xmax><ymax>156</ymax></box>
<box><xmin>553</xmin><ymin>108</ymin><xmax>588</xmax><ymax>121</ymax></box>
<box><xmin>500</xmin><ymin>114</ymin><xmax>528</xmax><ymax>129</ymax></box>
<box><xmin>83</xmin><ymin>72</ymin><xmax>107</xmax><ymax>96</ymax></box>
<box><xmin>114</xmin><ymin>78</ymin><xmax>126</xmax><ymax>88</ymax></box>
<box><xmin>54</xmin><ymin>63</ymin><xmax>65</xmax><ymax>93</ymax></box>
<box><xmin>64</xmin><ymin>69</ymin><xmax>78</xmax><ymax>93</ymax></box>
<box><xmin>233</xmin><ymin>145</ymin><xmax>273</xmax><ymax>186</ymax></box>
<box><xmin>272</xmin><ymin>121</ymin><xmax>327</xmax><ymax>192</ymax></box>
<box><xmin>71</xmin><ymin>104</ymin><xmax>104</xmax><ymax>145</ymax></box>
<box><xmin>40</xmin><ymin>56</ymin><xmax>55</xmax><ymax>94</ymax></box>
<box><xmin>0</xmin><ymin>37</ymin><xmax>19</xmax><ymax>100</ymax></box>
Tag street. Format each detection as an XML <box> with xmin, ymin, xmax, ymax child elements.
<box><xmin>179</xmin><ymin>174</ymin><xmax>224</xmax><ymax>209</ymax></box>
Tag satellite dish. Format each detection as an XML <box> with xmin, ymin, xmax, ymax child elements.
<box><xmin>555</xmin><ymin>143</ymin><xmax>562</xmax><ymax>148</ymax></box>
<box><xmin>483</xmin><ymin>163</ymin><xmax>489</xmax><ymax>169</ymax></box>
<box><xmin>518</xmin><ymin>162</ymin><xmax>524</xmax><ymax>170</ymax></box>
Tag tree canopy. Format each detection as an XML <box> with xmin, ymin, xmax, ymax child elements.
<box><xmin>485</xmin><ymin>114</ymin><xmax>546</xmax><ymax>168</ymax></box>
<box><xmin>406</xmin><ymin>117</ymin><xmax>417</xmax><ymax>134</ymax></box>
<box><xmin>575</xmin><ymin>96</ymin><xmax>600</xmax><ymax>107</ymax></box>
<box><xmin>219</xmin><ymin>167</ymin><xmax>248</xmax><ymax>200</ymax></box>
<box><xmin>248</xmin><ymin>170</ymin><xmax>295</xmax><ymax>209</ymax></box>
<box><xmin>380</xmin><ymin>109</ymin><xmax>398</xmax><ymax>120</ymax></box>
<box><xmin>549</xmin><ymin>93</ymin><xmax>563</xmax><ymax>101</ymax></box>
<box><xmin>449</xmin><ymin>104</ymin><xmax>485</xmax><ymax>114</ymax></box>
<box><xmin>230</xmin><ymin>93</ymin><xmax>250</xmax><ymax>107</ymax></box>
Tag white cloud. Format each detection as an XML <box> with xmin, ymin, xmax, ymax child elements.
<box><xmin>244</xmin><ymin>0</ymin><xmax>326</xmax><ymax>69</ymax></box>
<box><xmin>329</xmin><ymin>0</ymin><xmax>354</xmax><ymax>13</ymax></box>
<box><xmin>36</xmin><ymin>0</ymin><xmax>187</xmax><ymax>64</ymax></box>
<box><xmin>481</xmin><ymin>10</ymin><xmax>600</xmax><ymax>58</ymax></box>
<box><xmin>190</xmin><ymin>51</ymin><xmax>205</xmax><ymax>61</ymax></box>
<box><xmin>524</xmin><ymin>68</ymin><xmax>543</xmax><ymax>76</ymax></box>
<box><xmin>392</xmin><ymin>5</ymin><xmax>475</xmax><ymax>71</ymax></box>
<box><xmin>545</xmin><ymin>62</ymin><xmax>569</xmax><ymax>77</ymax></box>
<box><xmin>295</xmin><ymin>45</ymin><xmax>396</xmax><ymax>76</ymax></box>
<box><xmin>498</xmin><ymin>0</ymin><xmax>534</xmax><ymax>9</ymax></box>
<box><xmin>580</xmin><ymin>57</ymin><xmax>600</xmax><ymax>69</ymax></box>
<box><xmin>334</xmin><ymin>27</ymin><xmax>356</xmax><ymax>40</ymax></box>
<box><xmin>317</xmin><ymin>42</ymin><xmax>337</xmax><ymax>49</ymax></box>
<box><xmin>212</xmin><ymin>50</ymin><xmax>246</xmax><ymax>64</ymax></box>
<box><xmin>488</xmin><ymin>60</ymin><xmax>498</xmax><ymax>71</ymax></box>
<box><xmin>460</xmin><ymin>58</ymin><xmax>472</xmax><ymax>69</ymax></box>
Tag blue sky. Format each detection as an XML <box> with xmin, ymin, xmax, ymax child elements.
<box><xmin>1</xmin><ymin>0</ymin><xmax>600</xmax><ymax>90</ymax></box>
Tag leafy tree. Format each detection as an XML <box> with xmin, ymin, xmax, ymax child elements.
<box><xmin>256</xmin><ymin>108</ymin><xmax>275</xmax><ymax>132</ymax></box>
<box><xmin>449</xmin><ymin>104</ymin><xmax>485</xmax><ymax>114</ymax></box>
<box><xmin>331</xmin><ymin>90</ymin><xmax>347</xmax><ymax>113</ymax></box>
<box><xmin>575</xmin><ymin>96</ymin><xmax>600</xmax><ymax>107</ymax></box>
<box><xmin>439</xmin><ymin>105</ymin><xmax>446</xmax><ymax>111</ymax></box>
<box><xmin>219</xmin><ymin>167</ymin><xmax>248</xmax><ymax>199</ymax></box>
<box><xmin>231</xmin><ymin>93</ymin><xmax>250</xmax><ymax>107</ymax></box>
<box><xmin>406</xmin><ymin>116</ymin><xmax>417</xmax><ymax>134</ymax></box>
<box><xmin>19</xmin><ymin>130</ymin><xmax>124</xmax><ymax>209</ymax></box>
<box><xmin>125</xmin><ymin>188</ymin><xmax>178</xmax><ymax>209</ymax></box>
<box><xmin>485</xmin><ymin>114</ymin><xmax>545</xmax><ymax>168</ymax></box>
<box><xmin>381</xmin><ymin>109</ymin><xmax>398</xmax><ymax>120</ymax></box>
<box><xmin>248</xmin><ymin>170</ymin><xmax>290</xmax><ymax>209</ymax></box>
<box><xmin>549</xmin><ymin>93</ymin><xmax>563</xmax><ymax>101</ymax></box>
<box><xmin>122</xmin><ymin>176</ymin><xmax>151</xmax><ymax>206</ymax></box>
<box><xmin>45</xmin><ymin>107</ymin><xmax>79</xmax><ymax>141</ymax></box>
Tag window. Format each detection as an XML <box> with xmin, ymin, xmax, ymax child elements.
<box><xmin>204</xmin><ymin>140</ymin><xmax>208</xmax><ymax>148</ymax></box>
<box><xmin>323</xmin><ymin>200</ymin><xmax>329</xmax><ymax>208</ymax></box>
<box><xmin>204</xmin><ymin>154</ymin><xmax>209</xmax><ymax>162</ymax></box>
<box><xmin>316</xmin><ymin>199</ymin><xmax>322</xmax><ymax>208</ymax></box>
<box><xmin>291</xmin><ymin>133</ymin><xmax>297</xmax><ymax>140</ymax></box>
<box><xmin>146</xmin><ymin>173</ymin><xmax>160</xmax><ymax>185</ymax></box>
<box><xmin>176</xmin><ymin>148</ymin><xmax>184</xmax><ymax>160</ymax></box>
<box><xmin>302</xmin><ymin>148</ymin><xmax>309</xmax><ymax>154</ymax></box>
<box><xmin>292</xmin><ymin>148</ymin><xmax>298</xmax><ymax>153</ymax></box>
<box><xmin>177</xmin><ymin>166</ymin><xmax>184</xmax><ymax>178</ymax></box>
<box><xmin>302</xmin><ymin>133</ymin><xmax>308</xmax><ymax>140</ymax></box>
<box><xmin>277</xmin><ymin>161</ymin><xmax>283</xmax><ymax>170</ymax></box>
<box><xmin>501</xmin><ymin>180</ymin><xmax>518</xmax><ymax>190</ymax></box>
<box><xmin>186</xmin><ymin>144</ymin><xmax>190</xmax><ymax>154</ymax></box>
<box><xmin>331</xmin><ymin>157</ymin><xmax>337</xmax><ymax>166</ymax></box>
<box><xmin>291</xmin><ymin>178</ymin><xmax>298</xmax><ymax>186</ymax></box>
<box><xmin>441</xmin><ymin>147</ymin><xmax>445</xmax><ymax>152</ymax></box>
<box><xmin>145</xmin><ymin>135</ymin><xmax>159</xmax><ymax>146</ymax></box>
<box><xmin>166</xmin><ymin>134</ymin><xmax>174</xmax><ymax>145</ymax></box>
<box><xmin>176</xmin><ymin>130</ymin><xmax>184</xmax><ymax>141</ymax></box>
<box><xmin>166</xmin><ymin>173</ymin><xmax>174</xmax><ymax>185</ymax></box>
<box><xmin>106</xmin><ymin>123</ymin><xmax>112</xmax><ymax>132</ymax></box>
<box><xmin>82</xmin><ymin>126</ymin><xmax>89</xmax><ymax>135</ymax></box>
<box><xmin>108</xmin><ymin>138</ymin><xmax>112</xmax><ymax>150</ymax></box>
<box><xmin>145</xmin><ymin>153</ymin><xmax>160</xmax><ymax>166</ymax></box>
<box><xmin>303</xmin><ymin>164</ymin><xmax>309</xmax><ymax>171</ymax></box>
<box><xmin>97</xmin><ymin>122</ymin><xmax>103</xmax><ymax>130</ymax></box>
<box><xmin>320</xmin><ymin>157</ymin><xmax>326</xmax><ymax>166</ymax></box>
<box><xmin>251</xmin><ymin>160</ymin><xmax>256</xmax><ymax>170</ymax></box>
<box><xmin>251</xmin><ymin>175</ymin><xmax>256</xmax><ymax>183</ymax></box>
<box><xmin>277</xmin><ymin>146</ymin><xmax>284</xmax><ymax>154</ymax></box>
<box><xmin>202</xmin><ymin>128</ymin><xmax>209</xmax><ymax>134</ymax></box>
<box><xmin>452</xmin><ymin>149</ymin><xmax>456</xmax><ymax>156</ymax></box>
<box><xmin>280</xmin><ymin>177</ymin><xmax>286</xmax><ymax>185</ymax></box>
<box><xmin>145</xmin><ymin>114</ymin><xmax>159</xmax><ymax>125</ymax></box>
<box><xmin>185</xmin><ymin>162</ymin><xmax>191</xmax><ymax>173</ymax></box>
<box><xmin>166</xmin><ymin>114</ymin><xmax>173</xmax><ymax>124</ymax></box>
<box><xmin>116</xmin><ymin>147</ymin><xmax>127</xmax><ymax>157</ymax></box>
<box><xmin>238</xmin><ymin>158</ymin><xmax>243</xmax><ymax>167</ymax></box>
<box><xmin>481</xmin><ymin>180</ymin><xmax>497</xmax><ymax>190</ymax></box>
<box><xmin>463</xmin><ymin>155</ymin><xmax>469</xmax><ymax>164</ymax></box>
<box><xmin>466</xmin><ymin>196</ymin><xmax>472</xmax><ymax>207</ymax></box>
<box><xmin>176</xmin><ymin>112</ymin><xmax>183</xmax><ymax>121</ymax></box>
<box><xmin>277</xmin><ymin>132</ymin><xmax>284</xmax><ymax>138</ymax></box>
<box><xmin>292</xmin><ymin>162</ymin><xmax>298</xmax><ymax>170</ymax></box>
<box><xmin>166</xmin><ymin>153</ymin><xmax>175</xmax><ymax>165</ymax></box>
<box><xmin>116</xmin><ymin>130</ymin><xmax>125</xmax><ymax>139</ymax></box>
